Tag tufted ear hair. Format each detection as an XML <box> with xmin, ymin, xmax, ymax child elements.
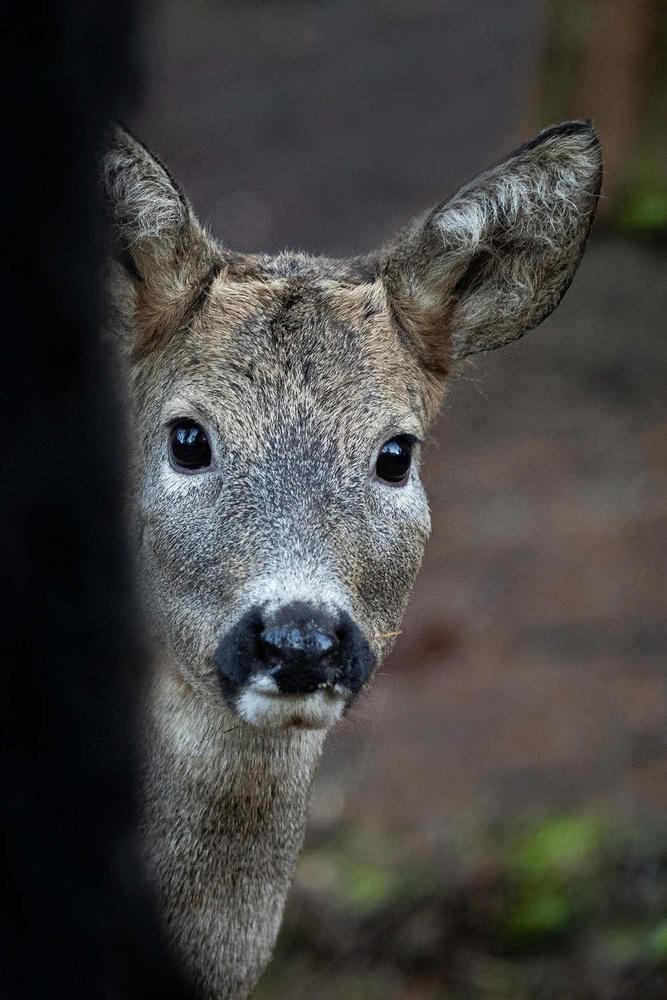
<box><xmin>381</xmin><ymin>121</ymin><xmax>602</xmax><ymax>374</ymax></box>
<box><xmin>100</xmin><ymin>125</ymin><xmax>220</xmax><ymax>352</ymax></box>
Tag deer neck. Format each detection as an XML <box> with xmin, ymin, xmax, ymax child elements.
<box><xmin>141</xmin><ymin>664</ymin><xmax>326</xmax><ymax>999</ymax></box>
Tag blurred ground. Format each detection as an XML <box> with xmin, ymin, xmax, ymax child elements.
<box><xmin>257</xmin><ymin>811</ymin><xmax>667</xmax><ymax>999</ymax></box>
<box><xmin>132</xmin><ymin>1</ymin><xmax>667</xmax><ymax>995</ymax></box>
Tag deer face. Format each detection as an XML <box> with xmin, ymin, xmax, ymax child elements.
<box><xmin>130</xmin><ymin>265</ymin><xmax>435</xmax><ymax>728</ymax></box>
<box><xmin>104</xmin><ymin>122</ymin><xmax>601</xmax><ymax>730</ymax></box>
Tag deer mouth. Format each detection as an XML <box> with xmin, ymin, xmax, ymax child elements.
<box><xmin>234</xmin><ymin>683</ymin><xmax>349</xmax><ymax>730</ymax></box>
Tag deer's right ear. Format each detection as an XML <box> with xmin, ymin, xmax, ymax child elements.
<box><xmin>101</xmin><ymin>126</ymin><xmax>219</xmax><ymax>349</ymax></box>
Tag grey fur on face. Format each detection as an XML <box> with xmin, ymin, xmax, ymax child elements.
<box><xmin>102</xmin><ymin>120</ymin><xmax>601</xmax><ymax>998</ymax></box>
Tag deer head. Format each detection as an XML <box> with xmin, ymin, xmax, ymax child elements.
<box><xmin>102</xmin><ymin>121</ymin><xmax>601</xmax><ymax>732</ymax></box>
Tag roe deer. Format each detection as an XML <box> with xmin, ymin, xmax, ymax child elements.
<box><xmin>102</xmin><ymin>121</ymin><xmax>601</xmax><ymax>999</ymax></box>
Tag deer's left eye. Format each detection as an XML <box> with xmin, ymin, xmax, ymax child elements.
<box><xmin>375</xmin><ymin>435</ymin><xmax>416</xmax><ymax>486</ymax></box>
<box><xmin>169</xmin><ymin>420</ymin><xmax>212</xmax><ymax>471</ymax></box>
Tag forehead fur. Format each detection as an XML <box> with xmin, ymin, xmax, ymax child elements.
<box><xmin>131</xmin><ymin>253</ymin><xmax>446</xmax><ymax>433</ymax></box>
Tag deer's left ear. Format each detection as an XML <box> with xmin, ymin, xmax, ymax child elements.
<box><xmin>381</xmin><ymin>121</ymin><xmax>602</xmax><ymax>371</ymax></box>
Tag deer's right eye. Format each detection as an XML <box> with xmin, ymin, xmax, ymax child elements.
<box><xmin>169</xmin><ymin>420</ymin><xmax>212</xmax><ymax>471</ymax></box>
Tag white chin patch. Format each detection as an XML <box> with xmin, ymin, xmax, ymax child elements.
<box><xmin>235</xmin><ymin>687</ymin><xmax>347</xmax><ymax>730</ymax></box>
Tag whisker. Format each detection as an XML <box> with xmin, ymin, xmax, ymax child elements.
<box><xmin>368</xmin><ymin>630</ymin><xmax>402</xmax><ymax>641</ymax></box>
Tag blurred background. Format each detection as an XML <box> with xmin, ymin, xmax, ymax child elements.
<box><xmin>132</xmin><ymin>1</ymin><xmax>666</xmax><ymax>996</ymax></box>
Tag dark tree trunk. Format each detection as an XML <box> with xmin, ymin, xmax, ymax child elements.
<box><xmin>0</xmin><ymin>3</ymin><xmax>191</xmax><ymax>997</ymax></box>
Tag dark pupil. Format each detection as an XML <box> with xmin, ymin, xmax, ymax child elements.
<box><xmin>376</xmin><ymin>436</ymin><xmax>413</xmax><ymax>484</ymax></box>
<box><xmin>170</xmin><ymin>421</ymin><xmax>211</xmax><ymax>470</ymax></box>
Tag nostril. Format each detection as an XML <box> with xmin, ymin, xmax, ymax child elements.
<box><xmin>259</xmin><ymin>625</ymin><xmax>338</xmax><ymax>666</ymax></box>
<box><xmin>310</xmin><ymin>630</ymin><xmax>337</xmax><ymax>658</ymax></box>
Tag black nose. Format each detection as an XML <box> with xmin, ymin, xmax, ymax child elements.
<box><xmin>260</xmin><ymin>624</ymin><xmax>337</xmax><ymax>667</ymax></box>
<box><xmin>258</xmin><ymin>609</ymin><xmax>340</xmax><ymax>694</ymax></box>
<box><xmin>213</xmin><ymin>600</ymin><xmax>376</xmax><ymax>705</ymax></box>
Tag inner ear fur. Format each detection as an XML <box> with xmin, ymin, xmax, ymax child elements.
<box><xmin>100</xmin><ymin>125</ymin><xmax>221</xmax><ymax>353</ymax></box>
<box><xmin>381</xmin><ymin>120</ymin><xmax>603</xmax><ymax>372</ymax></box>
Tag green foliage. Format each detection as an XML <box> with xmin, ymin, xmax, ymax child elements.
<box><xmin>508</xmin><ymin>814</ymin><xmax>606</xmax><ymax>881</ymax></box>
<box><xmin>342</xmin><ymin>861</ymin><xmax>398</xmax><ymax>912</ymax></box>
<box><xmin>305</xmin><ymin>826</ymin><xmax>430</xmax><ymax>915</ymax></box>
<box><xmin>599</xmin><ymin>919</ymin><xmax>667</xmax><ymax>971</ymax></box>
<box><xmin>650</xmin><ymin>921</ymin><xmax>667</xmax><ymax>962</ymax></box>
<box><xmin>503</xmin><ymin>887</ymin><xmax>575</xmax><ymax>944</ymax></box>
<box><xmin>619</xmin><ymin>189</ymin><xmax>667</xmax><ymax>235</ymax></box>
<box><xmin>500</xmin><ymin>815</ymin><xmax>607</xmax><ymax>948</ymax></box>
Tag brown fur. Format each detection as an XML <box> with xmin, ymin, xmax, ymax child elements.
<box><xmin>102</xmin><ymin>121</ymin><xmax>601</xmax><ymax>998</ymax></box>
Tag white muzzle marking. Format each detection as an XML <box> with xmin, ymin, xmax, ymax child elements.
<box><xmin>236</xmin><ymin>685</ymin><xmax>347</xmax><ymax>730</ymax></box>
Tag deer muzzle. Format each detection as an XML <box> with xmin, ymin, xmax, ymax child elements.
<box><xmin>213</xmin><ymin>601</ymin><xmax>375</xmax><ymax>729</ymax></box>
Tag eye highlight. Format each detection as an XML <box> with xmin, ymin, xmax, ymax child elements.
<box><xmin>375</xmin><ymin>435</ymin><xmax>417</xmax><ymax>486</ymax></box>
<box><xmin>169</xmin><ymin>420</ymin><xmax>212</xmax><ymax>472</ymax></box>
